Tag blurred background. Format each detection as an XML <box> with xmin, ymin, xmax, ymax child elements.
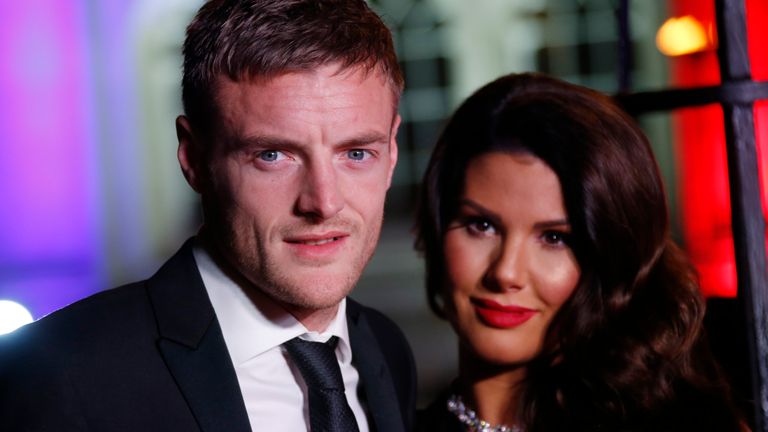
<box><xmin>1</xmin><ymin>0</ymin><xmax>767</xmax><ymax>407</ymax></box>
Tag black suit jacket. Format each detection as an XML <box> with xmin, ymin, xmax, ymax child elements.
<box><xmin>0</xmin><ymin>240</ymin><xmax>417</xmax><ymax>431</ymax></box>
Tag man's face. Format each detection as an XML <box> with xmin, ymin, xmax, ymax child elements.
<box><xmin>181</xmin><ymin>64</ymin><xmax>399</xmax><ymax>327</ymax></box>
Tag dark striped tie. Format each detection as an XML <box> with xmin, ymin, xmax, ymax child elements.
<box><xmin>284</xmin><ymin>336</ymin><xmax>360</xmax><ymax>432</ymax></box>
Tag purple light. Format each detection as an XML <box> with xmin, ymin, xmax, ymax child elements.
<box><xmin>0</xmin><ymin>0</ymin><xmax>102</xmax><ymax>318</ymax></box>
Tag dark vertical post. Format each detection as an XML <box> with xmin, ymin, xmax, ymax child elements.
<box><xmin>616</xmin><ymin>0</ymin><xmax>631</xmax><ymax>91</ymax></box>
<box><xmin>715</xmin><ymin>0</ymin><xmax>768</xmax><ymax>430</ymax></box>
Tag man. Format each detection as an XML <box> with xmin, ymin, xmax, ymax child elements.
<box><xmin>0</xmin><ymin>1</ymin><xmax>416</xmax><ymax>431</ymax></box>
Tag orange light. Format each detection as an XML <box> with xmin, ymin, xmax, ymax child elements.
<box><xmin>656</xmin><ymin>15</ymin><xmax>714</xmax><ymax>57</ymax></box>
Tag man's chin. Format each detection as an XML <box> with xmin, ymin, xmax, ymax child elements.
<box><xmin>261</xmin><ymin>269</ymin><xmax>356</xmax><ymax>301</ymax></box>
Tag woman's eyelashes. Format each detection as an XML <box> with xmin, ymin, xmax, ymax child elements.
<box><xmin>456</xmin><ymin>213</ymin><xmax>572</xmax><ymax>249</ymax></box>
<box><xmin>540</xmin><ymin>229</ymin><xmax>572</xmax><ymax>248</ymax></box>
<box><xmin>464</xmin><ymin>217</ymin><xmax>497</xmax><ymax>236</ymax></box>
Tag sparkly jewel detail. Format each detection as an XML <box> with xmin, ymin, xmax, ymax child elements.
<box><xmin>446</xmin><ymin>394</ymin><xmax>523</xmax><ymax>432</ymax></box>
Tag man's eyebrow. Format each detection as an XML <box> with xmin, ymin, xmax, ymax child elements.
<box><xmin>229</xmin><ymin>131</ymin><xmax>390</xmax><ymax>151</ymax></box>
<box><xmin>229</xmin><ymin>135</ymin><xmax>299</xmax><ymax>151</ymax></box>
<box><xmin>336</xmin><ymin>131</ymin><xmax>390</xmax><ymax>147</ymax></box>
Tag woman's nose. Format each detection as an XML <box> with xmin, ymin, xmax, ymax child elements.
<box><xmin>485</xmin><ymin>238</ymin><xmax>527</xmax><ymax>292</ymax></box>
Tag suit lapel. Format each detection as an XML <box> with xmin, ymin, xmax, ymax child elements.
<box><xmin>347</xmin><ymin>301</ymin><xmax>406</xmax><ymax>432</ymax></box>
<box><xmin>146</xmin><ymin>239</ymin><xmax>251</xmax><ymax>432</ymax></box>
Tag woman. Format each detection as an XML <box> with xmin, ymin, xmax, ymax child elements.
<box><xmin>415</xmin><ymin>73</ymin><xmax>745</xmax><ymax>431</ymax></box>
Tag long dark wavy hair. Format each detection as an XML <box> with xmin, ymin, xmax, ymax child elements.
<box><xmin>415</xmin><ymin>73</ymin><xmax>745</xmax><ymax>431</ymax></box>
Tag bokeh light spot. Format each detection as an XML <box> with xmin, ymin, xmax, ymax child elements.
<box><xmin>0</xmin><ymin>300</ymin><xmax>34</xmax><ymax>335</ymax></box>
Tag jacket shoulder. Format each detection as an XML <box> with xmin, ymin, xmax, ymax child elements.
<box><xmin>0</xmin><ymin>282</ymin><xmax>162</xmax><ymax>430</ymax></box>
<box><xmin>348</xmin><ymin>298</ymin><xmax>413</xmax><ymax>359</ymax></box>
<box><xmin>1</xmin><ymin>282</ymin><xmax>154</xmax><ymax>356</ymax></box>
<box><xmin>348</xmin><ymin>298</ymin><xmax>418</xmax><ymax>429</ymax></box>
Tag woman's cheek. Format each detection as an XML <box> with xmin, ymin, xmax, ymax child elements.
<box><xmin>529</xmin><ymin>249</ymin><xmax>580</xmax><ymax>308</ymax></box>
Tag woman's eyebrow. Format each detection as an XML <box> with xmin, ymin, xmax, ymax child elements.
<box><xmin>459</xmin><ymin>199</ymin><xmax>570</xmax><ymax>229</ymax></box>
<box><xmin>457</xmin><ymin>199</ymin><xmax>503</xmax><ymax>226</ymax></box>
<box><xmin>534</xmin><ymin>220</ymin><xmax>571</xmax><ymax>230</ymax></box>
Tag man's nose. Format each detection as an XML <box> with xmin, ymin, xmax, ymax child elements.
<box><xmin>295</xmin><ymin>161</ymin><xmax>345</xmax><ymax>220</ymax></box>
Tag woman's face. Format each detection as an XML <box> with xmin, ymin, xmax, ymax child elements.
<box><xmin>443</xmin><ymin>151</ymin><xmax>580</xmax><ymax>366</ymax></box>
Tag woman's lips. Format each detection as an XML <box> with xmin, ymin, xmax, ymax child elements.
<box><xmin>471</xmin><ymin>298</ymin><xmax>537</xmax><ymax>329</ymax></box>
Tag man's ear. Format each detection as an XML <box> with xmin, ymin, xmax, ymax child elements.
<box><xmin>176</xmin><ymin>115</ymin><xmax>205</xmax><ymax>193</ymax></box>
<box><xmin>386</xmin><ymin>114</ymin><xmax>401</xmax><ymax>189</ymax></box>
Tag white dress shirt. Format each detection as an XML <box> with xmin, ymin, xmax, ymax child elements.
<box><xmin>193</xmin><ymin>245</ymin><xmax>370</xmax><ymax>432</ymax></box>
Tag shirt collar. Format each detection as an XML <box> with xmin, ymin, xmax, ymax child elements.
<box><xmin>192</xmin><ymin>241</ymin><xmax>352</xmax><ymax>366</ymax></box>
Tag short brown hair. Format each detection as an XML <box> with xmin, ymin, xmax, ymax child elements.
<box><xmin>182</xmin><ymin>0</ymin><xmax>403</xmax><ymax>132</ymax></box>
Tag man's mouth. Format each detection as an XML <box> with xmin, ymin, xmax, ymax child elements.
<box><xmin>292</xmin><ymin>236</ymin><xmax>342</xmax><ymax>246</ymax></box>
<box><xmin>283</xmin><ymin>232</ymin><xmax>348</xmax><ymax>261</ymax></box>
<box><xmin>283</xmin><ymin>230</ymin><xmax>349</xmax><ymax>246</ymax></box>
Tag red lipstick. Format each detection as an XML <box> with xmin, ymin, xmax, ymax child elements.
<box><xmin>471</xmin><ymin>298</ymin><xmax>537</xmax><ymax>329</ymax></box>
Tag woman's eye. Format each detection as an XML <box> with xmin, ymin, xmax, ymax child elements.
<box><xmin>347</xmin><ymin>149</ymin><xmax>370</xmax><ymax>161</ymax></box>
<box><xmin>257</xmin><ymin>150</ymin><xmax>284</xmax><ymax>162</ymax></box>
<box><xmin>467</xmin><ymin>219</ymin><xmax>495</xmax><ymax>235</ymax></box>
<box><xmin>542</xmin><ymin>230</ymin><xmax>569</xmax><ymax>246</ymax></box>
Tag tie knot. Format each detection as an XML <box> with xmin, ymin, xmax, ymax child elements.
<box><xmin>284</xmin><ymin>336</ymin><xmax>344</xmax><ymax>390</ymax></box>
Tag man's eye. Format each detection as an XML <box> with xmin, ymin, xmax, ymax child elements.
<box><xmin>258</xmin><ymin>150</ymin><xmax>283</xmax><ymax>162</ymax></box>
<box><xmin>347</xmin><ymin>149</ymin><xmax>369</xmax><ymax>161</ymax></box>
